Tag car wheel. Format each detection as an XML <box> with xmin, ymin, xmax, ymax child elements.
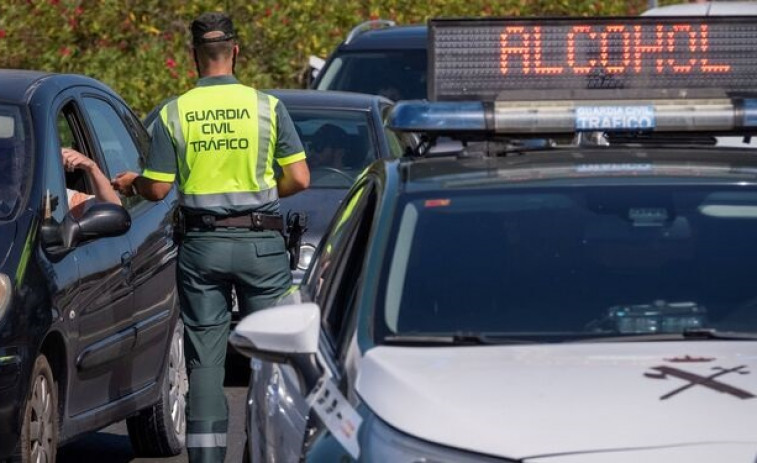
<box><xmin>16</xmin><ymin>354</ymin><xmax>58</xmax><ymax>463</ymax></box>
<box><xmin>127</xmin><ymin>319</ymin><xmax>187</xmax><ymax>457</ymax></box>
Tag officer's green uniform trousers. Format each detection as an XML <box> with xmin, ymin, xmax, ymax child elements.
<box><xmin>178</xmin><ymin>229</ymin><xmax>291</xmax><ymax>463</ymax></box>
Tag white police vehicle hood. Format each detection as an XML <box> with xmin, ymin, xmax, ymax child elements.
<box><xmin>356</xmin><ymin>342</ymin><xmax>757</xmax><ymax>461</ymax></box>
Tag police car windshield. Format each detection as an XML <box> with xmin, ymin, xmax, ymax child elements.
<box><xmin>378</xmin><ymin>183</ymin><xmax>757</xmax><ymax>344</ymax></box>
<box><xmin>0</xmin><ymin>105</ymin><xmax>30</xmax><ymax>220</ymax></box>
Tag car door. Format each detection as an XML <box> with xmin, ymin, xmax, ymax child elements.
<box><xmin>247</xmin><ymin>178</ymin><xmax>379</xmax><ymax>462</ymax></box>
<box><xmin>79</xmin><ymin>94</ymin><xmax>178</xmax><ymax>391</ymax></box>
<box><xmin>48</xmin><ymin>91</ymin><xmax>137</xmax><ymax>415</ymax></box>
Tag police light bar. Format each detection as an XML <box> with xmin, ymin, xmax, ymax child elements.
<box><xmin>388</xmin><ymin>98</ymin><xmax>757</xmax><ymax>134</ymax></box>
<box><xmin>429</xmin><ymin>16</ymin><xmax>757</xmax><ymax>102</ymax></box>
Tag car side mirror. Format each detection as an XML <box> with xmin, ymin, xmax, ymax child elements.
<box><xmin>230</xmin><ymin>302</ymin><xmax>323</xmax><ymax>392</ymax></box>
<box><xmin>230</xmin><ymin>302</ymin><xmax>320</xmax><ymax>357</ymax></box>
<box><xmin>302</xmin><ymin>55</ymin><xmax>325</xmax><ymax>88</ymax></box>
<box><xmin>43</xmin><ymin>202</ymin><xmax>131</xmax><ymax>253</ymax></box>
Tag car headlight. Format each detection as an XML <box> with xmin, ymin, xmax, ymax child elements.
<box><xmin>0</xmin><ymin>273</ymin><xmax>11</xmax><ymax>321</ymax></box>
<box><xmin>361</xmin><ymin>413</ymin><xmax>513</xmax><ymax>463</ymax></box>
<box><xmin>297</xmin><ymin>244</ymin><xmax>316</xmax><ymax>271</ymax></box>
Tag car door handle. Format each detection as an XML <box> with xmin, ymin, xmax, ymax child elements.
<box><xmin>121</xmin><ymin>252</ymin><xmax>134</xmax><ymax>282</ymax></box>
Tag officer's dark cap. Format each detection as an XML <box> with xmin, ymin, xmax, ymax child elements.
<box><xmin>191</xmin><ymin>12</ymin><xmax>236</xmax><ymax>46</ymax></box>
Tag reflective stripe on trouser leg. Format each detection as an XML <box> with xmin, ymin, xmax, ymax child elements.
<box><xmin>186</xmin><ymin>415</ymin><xmax>228</xmax><ymax>463</ymax></box>
<box><xmin>178</xmin><ymin>239</ymin><xmax>233</xmax><ymax>463</ymax></box>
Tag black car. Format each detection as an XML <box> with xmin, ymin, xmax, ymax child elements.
<box><xmin>311</xmin><ymin>20</ymin><xmax>427</xmax><ymax>101</ymax></box>
<box><xmin>0</xmin><ymin>70</ymin><xmax>185</xmax><ymax>461</ymax></box>
<box><xmin>266</xmin><ymin>89</ymin><xmax>414</xmax><ymax>281</ymax></box>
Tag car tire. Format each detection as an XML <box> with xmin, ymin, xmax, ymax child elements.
<box><xmin>127</xmin><ymin>318</ymin><xmax>187</xmax><ymax>457</ymax></box>
<box><xmin>16</xmin><ymin>354</ymin><xmax>58</xmax><ymax>463</ymax></box>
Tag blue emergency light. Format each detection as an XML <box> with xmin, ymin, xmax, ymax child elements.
<box><xmin>388</xmin><ymin>101</ymin><xmax>487</xmax><ymax>132</ymax></box>
<box><xmin>389</xmin><ymin>98</ymin><xmax>757</xmax><ymax>134</ymax></box>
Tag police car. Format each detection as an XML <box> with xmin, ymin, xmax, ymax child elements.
<box><xmin>230</xmin><ymin>16</ymin><xmax>757</xmax><ymax>462</ymax></box>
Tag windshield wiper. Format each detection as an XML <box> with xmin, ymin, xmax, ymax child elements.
<box><xmin>382</xmin><ymin>333</ymin><xmax>535</xmax><ymax>346</ymax></box>
<box><xmin>682</xmin><ymin>328</ymin><xmax>757</xmax><ymax>340</ymax></box>
<box><xmin>567</xmin><ymin>329</ymin><xmax>757</xmax><ymax>343</ymax></box>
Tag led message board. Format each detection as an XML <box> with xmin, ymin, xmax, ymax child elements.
<box><xmin>429</xmin><ymin>17</ymin><xmax>757</xmax><ymax>101</ymax></box>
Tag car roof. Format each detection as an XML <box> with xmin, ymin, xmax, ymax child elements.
<box><xmin>338</xmin><ymin>24</ymin><xmax>427</xmax><ymax>51</ymax></box>
<box><xmin>264</xmin><ymin>89</ymin><xmax>393</xmax><ymax>109</ymax></box>
<box><xmin>0</xmin><ymin>69</ymin><xmax>53</xmax><ymax>103</ymax></box>
<box><xmin>0</xmin><ymin>69</ymin><xmax>117</xmax><ymax>104</ymax></box>
<box><xmin>391</xmin><ymin>147</ymin><xmax>757</xmax><ymax>192</ymax></box>
<box><xmin>642</xmin><ymin>1</ymin><xmax>757</xmax><ymax>16</ymax></box>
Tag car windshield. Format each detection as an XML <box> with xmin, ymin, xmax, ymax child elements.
<box><xmin>290</xmin><ymin>108</ymin><xmax>375</xmax><ymax>188</ymax></box>
<box><xmin>0</xmin><ymin>105</ymin><xmax>31</xmax><ymax>220</ymax></box>
<box><xmin>378</xmin><ymin>183</ymin><xmax>757</xmax><ymax>343</ymax></box>
<box><xmin>315</xmin><ymin>50</ymin><xmax>427</xmax><ymax>100</ymax></box>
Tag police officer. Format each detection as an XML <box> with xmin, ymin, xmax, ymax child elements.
<box><xmin>112</xmin><ymin>12</ymin><xmax>309</xmax><ymax>462</ymax></box>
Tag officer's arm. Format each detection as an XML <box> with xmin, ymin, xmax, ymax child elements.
<box><xmin>112</xmin><ymin>171</ymin><xmax>172</xmax><ymax>201</ymax></box>
<box><xmin>135</xmin><ymin>176</ymin><xmax>173</xmax><ymax>200</ymax></box>
<box><xmin>277</xmin><ymin>160</ymin><xmax>310</xmax><ymax>198</ymax></box>
<box><xmin>131</xmin><ymin>107</ymin><xmax>176</xmax><ymax>201</ymax></box>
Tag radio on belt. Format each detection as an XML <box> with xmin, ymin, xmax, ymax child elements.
<box><xmin>389</xmin><ymin>16</ymin><xmax>757</xmax><ymax>136</ymax></box>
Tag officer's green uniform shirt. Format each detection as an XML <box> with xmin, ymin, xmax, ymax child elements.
<box><xmin>143</xmin><ymin>75</ymin><xmax>305</xmax><ymax>216</ymax></box>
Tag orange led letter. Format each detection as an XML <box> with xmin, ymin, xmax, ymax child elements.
<box><xmin>533</xmin><ymin>26</ymin><xmax>564</xmax><ymax>75</ymax></box>
<box><xmin>666</xmin><ymin>24</ymin><xmax>697</xmax><ymax>73</ymax></box>
<box><xmin>600</xmin><ymin>25</ymin><xmax>631</xmax><ymax>74</ymax></box>
<box><xmin>500</xmin><ymin>26</ymin><xmax>531</xmax><ymax>75</ymax></box>
<box><xmin>568</xmin><ymin>25</ymin><xmax>596</xmax><ymax>74</ymax></box>
<box><xmin>634</xmin><ymin>24</ymin><xmax>664</xmax><ymax>73</ymax></box>
<box><xmin>699</xmin><ymin>25</ymin><xmax>731</xmax><ymax>73</ymax></box>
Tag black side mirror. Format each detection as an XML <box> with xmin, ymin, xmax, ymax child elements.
<box><xmin>74</xmin><ymin>203</ymin><xmax>131</xmax><ymax>242</ymax></box>
<box><xmin>44</xmin><ymin>202</ymin><xmax>131</xmax><ymax>253</ymax></box>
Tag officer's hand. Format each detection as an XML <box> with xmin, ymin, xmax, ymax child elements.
<box><xmin>112</xmin><ymin>171</ymin><xmax>139</xmax><ymax>197</ymax></box>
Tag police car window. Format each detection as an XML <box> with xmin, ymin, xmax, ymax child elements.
<box><xmin>378</xmin><ymin>185</ymin><xmax>757</xmax><ymax>343</ymax></box>
<box><xmin>305</xmin><ymin>181</ymin><xmax>374</xmax><ymax>323</ymax></box>
<box><xmin>322</xmin><ymin>184</ymin><xmax>377</xmax><ymax>351</ymax></box>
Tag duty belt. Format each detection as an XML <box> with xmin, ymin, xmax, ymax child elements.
<box><xmin>184</xmin><ymin>212</ymin><xmax>284</xmax><ymax>231</ymax></box>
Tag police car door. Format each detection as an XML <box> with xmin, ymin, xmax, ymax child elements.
<box><xmin>249</xmin><ymin>178</ymin><xmax>378</xmax><ymax>462</ymax></box>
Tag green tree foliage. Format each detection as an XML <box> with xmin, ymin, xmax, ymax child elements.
<box><xmin>0</xmin><ymin>0</ymin><xmax>648</xmax><ymax>116</ymax></box>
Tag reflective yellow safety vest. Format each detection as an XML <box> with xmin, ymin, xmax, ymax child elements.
<box><xmin>151</xmin><ymin>84</ymin><xmax>291</xmax><ymax>212</ymax></box>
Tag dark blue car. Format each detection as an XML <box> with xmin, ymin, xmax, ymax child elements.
<box><xmin>0</xmin><ymin>70</ymin><xmax>185</xmax><ymax>461</ymax></box>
